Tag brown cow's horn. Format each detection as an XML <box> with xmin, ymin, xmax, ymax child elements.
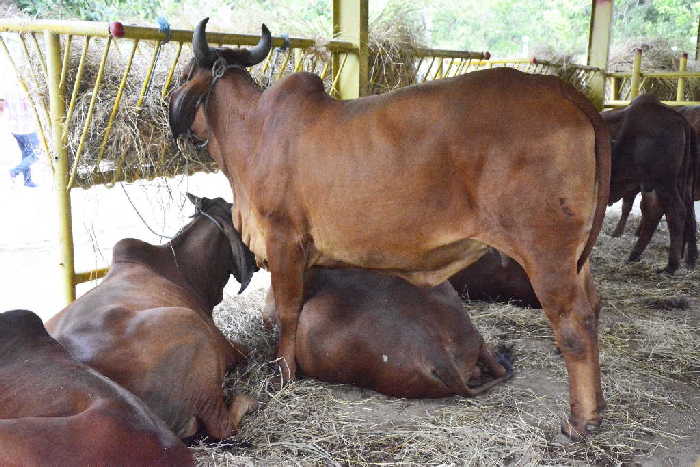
<box><xmin>193</xmin><ymin>17</ymin><xmax>214</xmax><ymax>67</ymax></box>
<box><xmin>245</xmin><ymin>24</ymin><xmax>272</xmax><ymax>66</ymax></box>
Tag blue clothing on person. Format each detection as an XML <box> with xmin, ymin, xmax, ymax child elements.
<box><xmin>9</xmin><ymin>132</ymin><xmax>39</xmax><ymax>187</ymax></box>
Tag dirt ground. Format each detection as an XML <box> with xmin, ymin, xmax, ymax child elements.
<box><xmin>191</xmin><ymin>213</ymin><xmax>700</xmax><ymax>466</ymax></box>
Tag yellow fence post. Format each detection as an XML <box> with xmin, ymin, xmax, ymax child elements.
<box><xmin>332</xmin><ymin>0</ymin><xmax>368</xmax><ymax>98</ymax></box>
<box><xmin>586</xmin><ymin>0</ymin><xmax>613</xmax><ymax>110</ymax></box>
<box><xmin>45</xmin><ymin>31</ymin><xmax>76</xmax><ymax>305</ymax></box>
<box><xmin>677</xmin><ymin>52</ymin><xmax>687</xmax><ymax>102</ymax></box>
<box><xmin>609</xmin><ymin>75</ymin><xmax>619</xmax><ymax>101</ymax></box>
<box><xmin>630</xmin><ymin>48</ymin><xmax>642</xmax><ymax>100</ymax></box>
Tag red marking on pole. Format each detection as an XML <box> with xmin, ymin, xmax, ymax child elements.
<box><xmin>109</xmin><ymin>22</ymin><xmax>125</xmax><ymax>38</ymax></box>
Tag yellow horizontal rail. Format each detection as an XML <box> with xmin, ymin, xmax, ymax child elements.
<box><xmin>74</xmin><ymin>267</ymin><xmax>109</xmax><ymax>284</ymax></box>
<box><xmin>607</xmin><ymin>71</ymin><xmax>700</xmax><ymax>79</ymax></box>
<box><xmin>605</xmin><ymin>99</ymin><xmax>700</xmax><ymax>108</ymax></box>
<box><xmin>0</xmin><ymin>18</ymin><xmax>356</xmax><ymax>52</ymax></box>
<box><xmin>467</xmin><ymin>57</ymin><xmax>603</xmax><ymax>72</ymax></box>
<box><xmin>416</xmin><ymin>47</ymin><xmax>487</xmax><ymax>60</ymax></box>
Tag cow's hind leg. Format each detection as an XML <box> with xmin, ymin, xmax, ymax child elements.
<box><xmin>683</xmin><ymin>192</ymin><xmax>697</xmax><ymax>268</ymax></box>
<box><xmin>522</xmin><ymin>258</ymin><xmax>603</xmax><ymax>439</ymax></box>
<box><xmin>654</xmin><ymin>187</ymin><xmax>687</xmax><ymax>273</ymax></box>
<box><xmin>612</xmin><ymin>192</ymin><xmax>636</xmax><ymax>237</ymax></box>
<box><xmin>628</xmin><ymin>190</ymin><xmax>663</xmax><ymax>264</ymax></box>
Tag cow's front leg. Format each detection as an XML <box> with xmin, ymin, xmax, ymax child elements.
<box><xmin>266</xmin><ymin>235</ymin><xmax>307</xmax><ymax>385</ymax></box>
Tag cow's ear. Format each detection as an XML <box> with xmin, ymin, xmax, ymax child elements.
<box><xmin>222</xmin><ymin>222</ymin><xmax>259</xmax><ymax>294</ymax></box>
<box><xmin>186</xmin><ymin>192</ymin><xmax>204</xmax><ymax>211</ymax></box>
<box><xmin>169</xmin><ymin>71</ymin><xmax>211</xmax><ymax>139</ymax></box>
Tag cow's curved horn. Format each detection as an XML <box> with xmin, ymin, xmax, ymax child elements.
<box><xmin>193</xmin><ymin>17</ymin><xmax>215</xmax><ymax>67</ymax></box>
<box><xmin>245</xmin><ymin>24</ymin><xmax>272</xmax><ymax>66</ymax></box>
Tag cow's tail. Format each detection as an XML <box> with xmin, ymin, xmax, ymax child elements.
<box><xmin>557</xmin><ymin>82</ymin><xmax>612</xmax><ymax>273</ymax></box>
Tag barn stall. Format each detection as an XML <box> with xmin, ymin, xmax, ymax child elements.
<box><xmin>0</xmin><ymin>0</ymin><xmax>698</xmax><ymax>464</ymax></box>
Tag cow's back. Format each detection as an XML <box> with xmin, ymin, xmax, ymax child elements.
<box><xmin>46</xmin><ymin>256</ymin><xmax>238</xmax><ymax>435</ymax></box>
<box><xmin>0</xmin><ymin>310</ymin><xmax>193</xmax><ymax>466</ymax></box>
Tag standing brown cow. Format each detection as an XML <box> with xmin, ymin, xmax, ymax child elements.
<box><xmin>169</xmin><ymin>19</ymin><xmax>610</xmax><ymax>438</ymax></box>
<box><xmin>605</xmin><ymin>105</ymin><xmax>699</xmax><ymax>241</ymax></box>
<box><xmin>602</xmin><ymin>95</ymin><xmax>697</xmax><ymax>272</ymax></box>
<box><xmin>46</xmin><ymin>194</ymin><xmax>258</xmax><ymax>440</ymax></box>
<box><xmin>0</xmin><ymin>309</ymin><xmax>194</xmax><ymax>466</ymax></box>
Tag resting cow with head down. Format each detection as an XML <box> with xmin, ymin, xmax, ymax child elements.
<box><xmin>602</xmin><ymin>95</ymin><xmax>697</xmax><ymax>273</ymax></box>
<box><xmin>46</xmin><ymin>194</ymin><xmax>258</xmax><ymax>440</ymax></box>
<box><xmin>0</xmin><ymin>309</ymin><xmax>194</xmax><ymax>466</ymax></box>
<box><xmin>169</xmin><ymin>19</ymin><xmax>610</xmax><ymax>438</ymax></box>
<box><xmin>263</xmin><ymin>268</ymin><xmax>513</xmax><ymax>398</ymax></box>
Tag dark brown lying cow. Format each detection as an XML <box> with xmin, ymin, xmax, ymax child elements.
<box><xmin>46</xmin><ymin>194</ymin><xmax>258</xmax><ymax>440</ymax></box>
<box><xmin>601</xmin><ymin>95</ymin><xmax>697</xmax><ymax>273</ymax></box>
<box><xmin>170</xmin><ymin>19</ymin><xmax>610</xmax><ymax>437</ymax></box>
<box><xmin>449</xmin><ymin>248</ymin><xmax>541</xmax><ymax>308</ymax></box>
<box><xmin>0</xmin><ymin>309</ymin><xmax>194</xmax><ymax>466</ymax></box>
<box><xmin>263</xmin><ymin>268</ymin><xmax>512</xmax><ymax>398</ymax></box>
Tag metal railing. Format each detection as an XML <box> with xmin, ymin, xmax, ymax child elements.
<box><xmin>605</xmin><ymin>49</ymin><xmax>700</xmax><ymax>108</ymax></box>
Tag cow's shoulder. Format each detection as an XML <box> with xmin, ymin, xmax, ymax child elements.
<box><xmin>111</xmin><ymin>238</ymin><xmax>157</xmax><ymax>264</ymax></box>
<box><xmin>264</xmin><ymin>72</ymin><xmax>327</xmax><ymax>105</ymax></box>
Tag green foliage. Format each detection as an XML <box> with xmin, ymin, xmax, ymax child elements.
<box><xmin>612</xmin><ymin>0</ymin><xmax>699</xmax><ymax>52</ymax></box>
<box><xmin>15</xmin><ymin>0</ymin><xmax>161</xmax><ymax>21</ymax></box>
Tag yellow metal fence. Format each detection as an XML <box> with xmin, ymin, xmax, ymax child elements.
<box><xmin>606</xmin><ymin>49</ymin><xmax>700</xmax><ymax>107</ymax></box>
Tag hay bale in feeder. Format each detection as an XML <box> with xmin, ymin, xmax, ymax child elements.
<box><xmin>609</xmin><ymin>38</ymin><xmax>700</xmax><ymax>102</ymax></box>
<box><xmin>367</xmin><ymin>8</ymin><xmax>424</xmax><ymax>95</ymax></box>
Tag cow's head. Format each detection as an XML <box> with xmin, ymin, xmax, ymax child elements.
<box><xmin>185</xmin><ymin>193</ymin><xmax>258</xmax><ymax>294</ymax></box>
<box><xmin>169</xmin><ymin>18</ymin><xmax>272</xmax><ymax>141</ymax></box>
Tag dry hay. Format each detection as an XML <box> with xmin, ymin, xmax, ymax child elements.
<box><xmin>190</xmin><ymin>210</ymin><xmax>700</xmax><ymax>465</ymax></box>
<box><xmin>367</xmin><ymin>4</ymin><xmax>423</xmax><ymax>95</ymax></box>
<box><xmin>609</xmin><ymin>38</ymin><xmax>700</xmax><ymax>102</ymax></box>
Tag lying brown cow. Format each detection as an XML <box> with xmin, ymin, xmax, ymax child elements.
<box><xmin>46</xmin><ymin>194</ymin><xmax>258</xmax><ymax>440</ymax></box>
<box><xmin>602</xmin><ymin>95</ymin><xmax>697</xmax><ymax>273</ymax></box>
<box><xmin>263</xmin><ymin>268</ymin><xmax>512</xmax><ymax>398</ymax></box>
<box><xmin>0</xmin><ymin>309</ymin><xmax>193</xmax><ymax>466</ymax></box>
<box><xmin>449</xmin><ymin>247</ymin><xmax>541</xmax><ymax>308</ymax></box>
<box><xmin>170</xmin><ymin>19</ymin><xmax>610</xmax><ymax>437</ymax></box>
<box><xmin>609</xmin><ymin>104</ymin><xmax>700</xmax><ymax>239</ymax></box>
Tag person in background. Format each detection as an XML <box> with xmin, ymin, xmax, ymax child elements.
<box><xmin>0</xmin><ymin>87</ymin><xmax>39</xmax><ymax>188</ymax></box>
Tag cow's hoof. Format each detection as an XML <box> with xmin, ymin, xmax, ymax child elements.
<box><xmin>656</xmin><ymin>266</ymin><xmax>676</xmax><ymax>275</ymax></box>
<box><xmin>560</xmin><ymin>417</ymin><xmax>602</xmax><ymax>440</ymax></box>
